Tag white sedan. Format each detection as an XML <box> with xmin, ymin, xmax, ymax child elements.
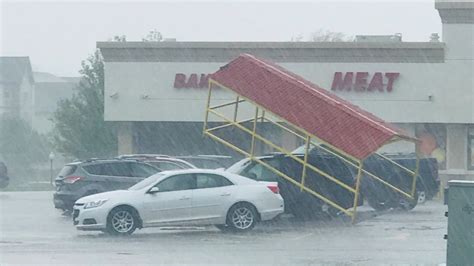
<box><xmin>73</xmin><ymin>169</ymin><xmax>284</xmax><ymax>235</ymax></box>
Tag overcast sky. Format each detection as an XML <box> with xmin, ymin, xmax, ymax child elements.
<box><xmin>1</xmin><ymin>0</ymin><xmax>441</xmax><ymax>76</ymax></box>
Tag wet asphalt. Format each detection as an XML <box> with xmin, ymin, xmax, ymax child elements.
<box><xmin>0</xmin><ymin>191</ymin><xmax>447</xmax><ymax>265</ymax></box>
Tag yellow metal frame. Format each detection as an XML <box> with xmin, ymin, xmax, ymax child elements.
<box><xmin>203</xmin><ymin>79</ymin><xmax>420</xmax><ymax>223</ymax></box>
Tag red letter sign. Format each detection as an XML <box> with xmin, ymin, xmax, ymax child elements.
<box><xmin>174</xmin><ymin>73</ymin><xmax>186</xmax><ymax>89</ymax></box>
<box><xmin>385</xmin><ymin>72</ymin><xmax>399</xmax><ymax>92</ymax></box>
<box><xmin>199</xmin><ymin>74</ymin><xmax>209</xmax><ymax>88</ymax></box>
<box><xmin>367</xmin><ymin>72</ymin><xmax>384</xmax><ymax>92</ymax></box>
<box><xmin>186</xmin><ymin>74</ymin><xmax>198</xmax><ymax>88</ymax></box>
<box><xmin>332</xmin><ymin>72</ymin><xmax>399</xmax><ymax>92</ymax></box>
<box><xmin>354</xmin><ymin>72</ymin><xmax>368</xmax><ymax>92</ymax></box>
<box><xmin>331</xmin><ymin>72</ymin><xmax>353</xmax><ymax>91</ymax></box>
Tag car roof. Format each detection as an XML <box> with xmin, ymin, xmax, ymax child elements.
<box><xmin>66</xmin><ymin>158</ymin><xmax>146</xmax><ymax>165</ymax></box>
<box><xmin>117</xmin><ymin>154</ymin><xmax>196</xmax><ymax>167</ymax></box>
<box><xmin>159</xmin><ymin>168</ymin><xmax>226</xmax><ymax>175</ymax></box>
<box><xmin>157</xmin><ymin>168</ymin><xmax>256</xmax><ymax>185</ymax></box>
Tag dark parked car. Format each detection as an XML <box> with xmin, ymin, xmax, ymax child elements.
<box><xmin>294</xmin><ymin>145</ymin><xmax>437</xmax><ymax>211</ymax></box>
<box><xmin>0</xmin><ymin>161</ymin><xmax>9</xmax><ymax>189</ymax></box>
<box><xmin>53</xmin><ymin>159</ymin><xmax>159</xmax><ymax>211</ymax></box>
<box><xmin>176</xmin><ymin>155</ymin><xmax>235</xmax><ymax>169</ymax></box>
<box><xmin>117</xmin><ymin>154</ymin><xmax>196</xmax><ymax>171</ymax></box>
<box><xmin>118</xmin><ymin>154</ymin><xmax>235</xmax><ymax>170</ymax></box>
<box><xmin>227</xmin><ymin>152</ymin><xmax>361</xmax><ymax>219</ymax></box>
<box><xmin>382</xmin><ymin>153</ymin><xmax>439</xmax><ymax>203</ymax></box>
<box><xmin>361</xmin><ymin>153</ymin><xmax>438</xmax><ymax>210</ymax></box>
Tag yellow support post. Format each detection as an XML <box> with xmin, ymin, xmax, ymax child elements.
<box><xmin>210</xmin><ymin>99</ymin><xmax>245</xmax><ymax>110</ymax></box>
<box><xmin>233</xmin><ymin>96</ymin><xmax>240</xmax><ymax>122</ymax></box>
<box><xmin>203</xmin><ymin>80</ymin><xmax>213</xmax><ymax>134</ymax></box>
<box><xmin>351</xmin><ymin>161</ymin><xmax>364</xmax><ymax>224</ymax></box>
<box><xmin>300</xmin><ymin>135</ymin><xmax>311</xmax><ymax>191</ymax></box>
<box><xmin>411</xmin><ymin>142</ymin><xmax>421</xmax><ymax>197</ymax></box>
<box><xmin>249</xmin><ymin>107</ymin><xmax>259</xmax><ymax>157</ymax></box>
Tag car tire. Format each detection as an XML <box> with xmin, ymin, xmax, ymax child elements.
<box><xmin>399</xmin><ymin>196</ymin><xmax>417</xmax><ymax>211</ymax></box>
<box><xmin>106</xmin><ymin>207</ymin><xmax>138</xmax><ymax>236</ymax></box>
<box><xmin>367</xmin><ymin>197</ymin><xmax>393</xmax><ymax>211</ymax></box>
<box><xmin>226</xmin><ymin>203</ymin><xmax>258</xmax><ymax>232</ymax></box>
<box><xmin>417</xmin><ymin>190</ymin><xmax>427</xmax><ymax>205</ymax></box>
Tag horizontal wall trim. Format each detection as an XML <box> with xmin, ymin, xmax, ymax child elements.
<box><xmin>98</xmin><ymin>42</ymin><xmax>445</xmax><ymax>63</ymax></box>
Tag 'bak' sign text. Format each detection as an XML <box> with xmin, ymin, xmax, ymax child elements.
<box><xmin>331</xmin><ymin>72</ymin><xmax>399</xmax><ymax>92</ymax></box>
<box><xmin>174</xmin><ymin>73</ymin><xmax>209</xmax><ymax>89</ymax></box>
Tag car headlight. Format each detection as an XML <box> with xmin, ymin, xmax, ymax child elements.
<box><xmin>83</xmin><ymin>199</ymin><xmax>108</xmax><ymax>209</ymax></box>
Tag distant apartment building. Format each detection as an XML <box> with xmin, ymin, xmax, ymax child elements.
<box><xmin>33</xmin><ymin>72</ymin><xmax>79</xmax><ymax>134</ymax></box>
<box><xmin>0</xmin><ymin>57</ymin><xmax>35</xmax><ymax>125</ymax></box>
<box><xmin>0</xmin><ymin>56</ymin><xmax>79</xmax><ymax>133</ymax></box>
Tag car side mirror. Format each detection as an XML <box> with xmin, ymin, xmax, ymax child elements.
<box><xmin>148</xmin><ymin>187</ymin><xmax>160</xmax><ymax>194</ymax></box>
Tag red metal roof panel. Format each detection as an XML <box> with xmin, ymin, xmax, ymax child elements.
<box><xmin>209</xmin><ymin>54</ymin><xmax>415</xmax><ymax>160</ymax></box>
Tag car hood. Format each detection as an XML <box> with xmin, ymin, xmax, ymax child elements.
<box><xmin>76</xmin><ymin>190</ymin><xmax>131</xmax><ymax>204</ymax></box>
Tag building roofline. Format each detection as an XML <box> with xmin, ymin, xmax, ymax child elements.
<box><xmin>97</xmin><ymin>41</ymin><xmax>445</xmax><ymax>50</ymax></box>
<box><xmin>435</xmin><ymin>0</ymin><xmax>474</xmax><ymax>9</ymax></box>
<box><xmin>435</xmin><ymin>0</ymin><xmax>474</xmax><ymax>24</ymax></box>
<box><xmin>97</xmin><ymin>41</ymin><xmax>445</xmax><ymax>63</ymax></box>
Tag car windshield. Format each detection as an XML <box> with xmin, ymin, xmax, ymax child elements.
<box><xmin>128</xmin><ymin>173</ymin><xmax>166</xmax><ymax>191</ymax></box>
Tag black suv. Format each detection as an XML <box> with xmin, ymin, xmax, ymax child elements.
<box><xmin>227</xmin><ymin>152</ymin><xmax>360</xmax><ymax>219</ymax></box>
<box><xmin>53</xmin><ymin>159</ymin><xmax>159</xmax><ymax>211</ymax></box>
<box><xmin>361</xmin><ymin>153</ymin><xmax>438</xmax><ymax>210</ymax></box>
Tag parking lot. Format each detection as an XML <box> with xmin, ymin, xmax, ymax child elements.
<box><xmin>0</xmin><ymin>191</ymin><xmax>448</xmax><ymax>265</ymax></box>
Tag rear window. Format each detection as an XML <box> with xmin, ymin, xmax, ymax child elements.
<box><xmin>240</xmin><ymin>159</ymin><xmax>281</xmax><ymax>182</ymax></box>
<box><xmin>130</xmin><ymin>162</ymin><xmax>159</xmax><ymax>177</ymax></box>
<box><xmin>58</xmin><ymin>165</ymin><xmax>77</xmax><ymax>177</ymax></box>
<box><xmin>83</xmin><ymin>164</ymin><xmax>105</xmax><ymax>175</ymax></box>
<box><xmin>83</xmin><ymin>162</ymin><xmax>132</xmax><ymax>176</ymax></box>
<box><xmin>147</xmin><ymin>161</ymin><xmax>187</xmax><ymax>171</ymax></box>
<box><xmin>180</xmin><ymin>158</ymin><xmax>222</xmax><ymax>169</ymax></box>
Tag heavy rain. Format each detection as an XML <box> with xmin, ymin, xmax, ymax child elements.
<box><xmin>1</xmin><ymin>0</ymin><xmax>473</xmax><ymax>265</ymax></box>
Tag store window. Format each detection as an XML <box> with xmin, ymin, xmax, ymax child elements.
<box><xmin>468</xmin><ymin>127</ymin><xmax>474</xmax><ymax>170</ymax></box>
<box><xmin>416</xmin><ymin>124</ymin><xmax>447</xmax><ymax>170</ymax></box>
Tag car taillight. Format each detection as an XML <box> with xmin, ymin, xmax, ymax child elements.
<box><xmin>63</xmin><ymin>176</ymin><xmax>83</xmax><ymax>184</ymax></box>
<box><xmin>267</xmin><ymin>185</ymin><xmax>279</xmax><ymax>194</ymax></box>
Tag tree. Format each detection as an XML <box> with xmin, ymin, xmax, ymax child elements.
<box><xmin>52</xmin><ymin>50</ymin><xmax>117</xmax><ymax>159</ymax></box>
<box><xmin>291</xmin><ymin>29</ymin><xmax>353</xmax><ymax>42</ymax></box>
<box><xmin>0</xmin><ymin>116</ymin><xmax>49</xmax><ymax>163</ymax></box>
<box><xmin>142</xmin><ymin>29</ymin><xmax>163</xmax><ymax>42</ymax></box>
<box><xmin>0</xmin><ymin>115</ymin><xmax>50</xmax><ymax>179</ymax></box>
<box><xmin>111</xmin><ymin>35</ymin><xmax>127</xmax><ymax>42</ymax></box>
<box><xmin>309</xmin><ymin>29</ymin><xmax>353</xmax><ymax>42</ymax></box>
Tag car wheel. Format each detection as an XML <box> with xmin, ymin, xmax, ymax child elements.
<box><xmin>227</xmin><ymin>203</ymin><xmax>258</xmax><ymax>232</ymax></box>
<box><xmin>106</xmin><ymin>207</ymin><xmax>138</xmax><ymax>235</ymax></box>
<box><xmin>367</xmin><ymin>197</ymin><xmax>393</xmax><ymax>211</ymax></box>
<box><xmin>417</xmin><ymin>190</ymin><xmax>427</xmax><ymax>204</ymax></box>
<box><xmin>399</xmin><ymin>196</ymin><xmax>417</xmax><ymax>211</ymax></box>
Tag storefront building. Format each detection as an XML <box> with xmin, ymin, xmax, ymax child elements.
<box><xmin>98</xmin><ymin>1</ymin><xmax>474</xmax><ymax>183</ymax></box>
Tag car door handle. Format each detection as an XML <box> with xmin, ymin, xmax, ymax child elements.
<box><xmin>179</xmin><ymin>196</ymin><xmax>191</xmax><ymax>200</ymax></box>
<box><xmin>220</xmin><ymin>192</ymin><xmax>231</xmax><ymax>197</ymax></box>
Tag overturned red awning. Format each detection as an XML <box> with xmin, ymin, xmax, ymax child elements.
<box><xmin>209</xmin><ymin>54</ymin><xmax>416</xmax><ymax>160</ymax></box>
